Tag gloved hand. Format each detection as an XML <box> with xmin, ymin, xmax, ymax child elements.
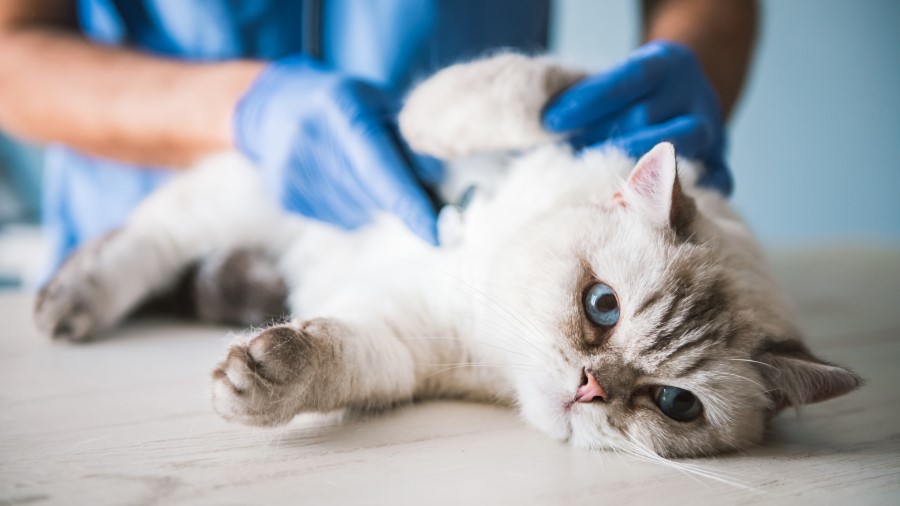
<box><xmin>235</xmin><ymin>56</ymin><xmax>439</xmax><ymax>243</ymax></box>
<box><xmin>543</xmin><ymin>41</ymin><xmax>732</xmax><ymax>196</ymax></box>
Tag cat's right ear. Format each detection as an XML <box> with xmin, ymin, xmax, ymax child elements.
<box><xmin>755</xmin><ymin>338</ymin><xmax>863</xmax><ymax>412</ymax></box>
<box><xmin>623</xmin><ymin>142</ymin><xmax>696</xmax><ymax>237</ymax></box>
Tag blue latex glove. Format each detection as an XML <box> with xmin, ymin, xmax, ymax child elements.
<box><xmin>235</xmin><ymin>56</ymin><xmax>439</xmax><ymax>243</ymax></box>
<box><xmin>543</xmin><ymin>40</ymin><xmax>732</xmax><ymax>196</ymax></box>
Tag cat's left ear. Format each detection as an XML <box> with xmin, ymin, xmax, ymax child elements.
<box><xmin>756</xmin><ymin>339</ymin><xmax>863</xmax><ymax>412</ymax></box>
<box><xmin>622</xmin><ymin>142</ymin><xmax>696</xmax><ymax>237</ymax></box>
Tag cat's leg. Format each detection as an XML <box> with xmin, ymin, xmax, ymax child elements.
<box><xmin>399</xmin><ymin>53</ymin><xmax>586</xmax><ymax>159</ymax></box>
<box><xmin>34</xmin><ymin>152</ymin><xmax>296</xmax><ymax>341</ymax></box>
<box><xmin>211</xmin><ymin>317</ymin><xmax>419</xmax><ymax>426</ymax></box>
<box><xmin>130</xmin><ymin>247</ymin><xmax>290</xmax><ymax>327</ymax></box>
<box><xmin>189</xmin><ymin>248</ymin><xmax>290</xmax><ymax>326</ymax></box>
<box><xmin>211</xmin><ymin>281</ymin><xmax>514</xmax><ymax>425</ymax></box>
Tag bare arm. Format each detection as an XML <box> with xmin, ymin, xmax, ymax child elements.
<box><xmin>642</xmin><ymin>0</ymin><xmax>758</xmax><ymax>119</ymax></box>
<box><xmin>0</xmin><ymin>0</ymin><xmax>264</xmax><ymax>168</ymax></box>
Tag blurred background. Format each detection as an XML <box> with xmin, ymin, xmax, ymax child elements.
<box><xmin>1</xmin><ymin>0</ymin><xmax>898</xmax><ymax>287</ymax></box>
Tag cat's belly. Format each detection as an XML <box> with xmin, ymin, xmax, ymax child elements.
<box><xmin>277</xmin><ymin>213</ymin><xmax>450</xmax><ymax>319</ymax></box>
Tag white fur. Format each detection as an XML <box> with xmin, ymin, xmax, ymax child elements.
<box><xmin>400</xmin><ymin>53</ymin><xmax>586</xmax><ymax>158</ymax></box>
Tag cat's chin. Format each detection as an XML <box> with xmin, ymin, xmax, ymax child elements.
<box><xmin>516</xmin><ymin>393</ymin><xmax>576</xmax><ymax>443</ymax></box>
<box><xmin>567</xmin><ymin>421</ymin><xmax>627</xmax><ymax>452</ymax></box>
<box><xmin>529</xmin><ymin>417</ymin><xmax>573</xmax><ymax>444</ymax></box>
<box><xmin>522</xmin><ymin>405</ymin><xmax>627</xmax><ymax>452</ymax></box>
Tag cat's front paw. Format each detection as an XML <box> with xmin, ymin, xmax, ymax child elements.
<box><xmin>211</xmin><ymin>319</ymin><xmax>343</xmax><ymax>426</ymax></box>
<box><xmin>33</xmin><ymin>232</ymin><xmax>121</xmax><ymax>342</ymax></box>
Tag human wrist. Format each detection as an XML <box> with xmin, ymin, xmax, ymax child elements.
<box><xmin>642</xmin><ymin>4</ymin><xmax>757</xmax><ymax>121</ymax></box>
<box><xmin>159</xmin><ymin>59</ymin><xmax>267</xmax><ymax>165</ymax></box>
<box><xmin>206</xmin><ymin>60</ymin><xmax>266</xmax><ymax>155</ymax></box>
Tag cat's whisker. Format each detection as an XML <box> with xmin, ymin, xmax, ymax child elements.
<box><xmin>647</xmin><ymin>444</ymin><xmax>753</xmax><ymax>482</ymax></box>
<box><xmin>424</xmin><ymin>362</ymin><xmax>539</xmax><ymax>378</ymax></box>
<box><xmin>424</xmin><ymin>362</ymin><xmax>539</xmax><ymax>371</ymax></box>
<box><xmin>398</xmin><ymin>333</ymin><xmax>531</xmax><ymax>359</ymax></box>
<box><xmin>490</xmin><ymin>383</ymin><xmax>519</xmax><ymax>404</ymax></box>
<box><xmin>586</xmin><ymin>440</ymin><xmax>633</xmax><ymax>469</ymax></box>
<box><xmin>398</xmin><ymin>324</ymin><xmax>549</xmax><ymax>373</ymax></box>
<box><xmin>615</xmin><ymin>437</ymin><xmax>761</xmax><ymax>492</ymax></box>
<box><xmin>399</xmin><ymin>259</ymin><xmax>553</xmax><ymax>357</ymax></box>
<box><xmin>713</xmin><ymin>371</ymin><xmax>767</xmax><ymax>392</ymax></box>
<box><xmin>434</xmin><ymin>310</ymin><xmax>554</xmax><ymax>368</ymax></box>
<box><xmin>719</xmin><ymin>357</ymin><xmax>778</xmax><ymax>370</ymax></box>
<box><xmin>415</xmin><ymin>288</ymin><xmax>550</xmax><ymax>358</ymax></box>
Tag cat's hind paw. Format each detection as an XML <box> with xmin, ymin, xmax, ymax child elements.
<box><xmin>33</xmin><ymin>232</ymin><xmax>122</xmax><ymax>342</ymax></box>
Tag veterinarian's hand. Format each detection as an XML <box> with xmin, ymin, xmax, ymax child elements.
<box><xmin>234</xmin><ymin>56</ymin><xmax>438</xmax><ymax>244</ymax></box>
<box><xmin>543</xmin><ymin>41</ymin><xmax>732</xmax><ymax>195</ymax></box>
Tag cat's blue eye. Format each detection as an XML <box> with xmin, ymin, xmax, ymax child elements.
<box><xmin>583</xmin><ymin>282</ymin><xmax>619</xmax><ymax>327</ymax></box>
<box><xmin>653</xmin><ymin>386</ymin><xmax>703</xmax><ymax>422</ymax></box>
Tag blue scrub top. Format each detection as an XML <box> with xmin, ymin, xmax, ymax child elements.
<box><xmin>45</xmin><ymin>0</ymin><xmax>550</xmax><ymax>272</ymax></box>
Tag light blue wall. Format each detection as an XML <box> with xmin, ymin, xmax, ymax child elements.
<box><xmin>550</xmin><ymin>0</ymin><xmax>900</xmax><ymax>246</ymax></box>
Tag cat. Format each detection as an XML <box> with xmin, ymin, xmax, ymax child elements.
<box><xmin>33</xmin><ymin>53</ymin><xmax>861</xmax><ymax>458</ymax></box>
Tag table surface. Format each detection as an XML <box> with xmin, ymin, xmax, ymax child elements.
<box><xmin>1</xmin><ymin>247</ymin><xmax>898</xmax><ymax>506</ymax></box>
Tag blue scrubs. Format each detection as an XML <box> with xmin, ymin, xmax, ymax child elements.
<box><xmin>45</xmin><ymin>0</ymin><xmax>550</xmax><ymax>272</ymax></box>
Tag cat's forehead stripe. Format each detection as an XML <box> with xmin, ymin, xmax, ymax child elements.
<box><xmin>657</xmin><ymin>325</ymin><xmax>727</xmax><ymax>371</ymax></box>
<box><xmin>633</xmin><ymin>287</ymin><xmax>667</xmax><ymax>317</ymax></box>
<box><xmin>672</xmin><ymin>356</ymin><xmax>710</xmax><ymax>378</ymax></box>
<box><xmin>640</xmin><ymin>271</ymin><xmax>733</xmax><ymax>358</ymax></box>
<box><xmin>633</xmin><ymin>259</ymin><xmax>696</xmax><ymax>324</ymax></box>
<box><xmin>632</xmin><ymin>286</ymin><xmax>688</xmax><ymax>351</ymax></box>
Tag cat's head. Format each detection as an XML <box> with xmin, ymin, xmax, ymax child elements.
<box><xmin>488</xmin><ymin>143</ymin><xmax>862</xmax><ymax>457</ymax></box>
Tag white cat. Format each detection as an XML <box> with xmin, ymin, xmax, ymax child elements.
<box><xmin>34</xmin><ymin>54</ymin><xmax>861</xmax><ymax>457</ymax></box>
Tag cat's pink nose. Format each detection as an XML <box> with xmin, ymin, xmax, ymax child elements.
<box><xmin>575</xmin><ymin>369</ymin><xmax>607</xmax><ymax>403</ymax></box>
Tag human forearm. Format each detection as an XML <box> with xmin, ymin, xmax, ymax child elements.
<box><xmin>641</xmin><ymin>0</ymin><xmax>758</xmax><ymax>119</ymax></box>
<box><xmin>0</xmin><ymin>26</ymin><xmax>263</xmax><ymax>167</ymax></box>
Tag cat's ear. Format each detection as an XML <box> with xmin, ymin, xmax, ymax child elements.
<box><xmin>623</xmin><ymin>142</ymin><xmax>696</xmax><ymax>237</ymax></box>
<box><xmin>756</xmin><ymin>339</ymin><xmax>863</xmax><ymax>412</ymax></box>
